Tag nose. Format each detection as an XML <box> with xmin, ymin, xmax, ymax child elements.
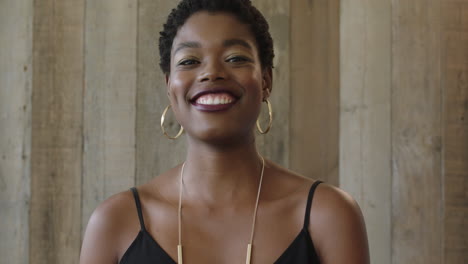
<box><xmin>198</xmin><ymin>59</ymin><xmax>226</xmax><ymax>82</ymax></box>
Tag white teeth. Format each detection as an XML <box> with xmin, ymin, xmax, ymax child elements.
<box><xmin>196</xmin><ymin>94</ymin><xmax>234</xmax><ymax>105</ymax></box>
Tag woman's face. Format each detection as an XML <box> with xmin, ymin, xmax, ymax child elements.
<box><xmin>167</xmin><ymin>11</ymin><xmax>272</xmax><ymax>144</ymax></box>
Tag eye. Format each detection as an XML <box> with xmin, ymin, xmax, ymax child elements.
<box><xmin>177</xmin><ymin>58</ymin><xmax>200</xmax><ymax>66</ymax></box>
<box><xmin>226</xmin><ymin>56</ymin><xmax>251</xmax><ymax>63</ymax></box>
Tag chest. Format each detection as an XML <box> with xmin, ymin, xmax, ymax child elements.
<box><xmin>119</xmin><ymin>228</ymin><xmax>319</xmax><ymax>264</ymax></box>
<box><xmin>162</xmin><ymin>205</ymin><xmax>306</xmax><ymax>262</ymax></box>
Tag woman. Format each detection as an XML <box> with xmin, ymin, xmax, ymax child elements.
<box><xmin>80</xmin><ymin>0</ymin><xmax>369</xmax><ymax>263</ymax></box>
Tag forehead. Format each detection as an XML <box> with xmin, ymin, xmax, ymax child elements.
<box><xmin>172</xmin><ymin>11</ymin><xmax>257</xmax><ymax>51</ymax></box>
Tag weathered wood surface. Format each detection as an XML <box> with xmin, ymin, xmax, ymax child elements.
<box><xmin>30</xmin><ymin>0</ymin><xmax>84</xmax><ymax>263</ymax></box>
<box><xmin>340</xmin><ymin>1</ymin><xmax>392</xmax><ymax>263</ymax></box>
<box><xmin>136</xmin><ymin>0</ymin><xmax>186</xmax><ymax>185</ymax></box>
<box><xmin>442</xmin><ymin>1</ymin><xmax>468</xmax><ymax>263</ymax></box>
<box><xmin>391</xmin><ymin>0</ymin><xmax>443</xmax><ymax>263</ymax></box>
<box><xmin>291</xmin><ymin>0</ymin><xmax>339</xmax><ymax>184</ymax></box>
<box><xmin>3</xmin><ymin>1</ymin><xmax>467</xmax><ymax>263</ymax></box>
<box><xmin>252</xmin><ymin>0</ymin><xmax>290</xmax><ymax>167</ymax></box>
<box><xmin>82</xmin><ymin>0</ymin><xmax>138</xmax><ymax>235</ymax></box>
<box><xmin>0</xmin><ymin>1</ymin><xmax>33</xmax><ymax>263</ymax></box>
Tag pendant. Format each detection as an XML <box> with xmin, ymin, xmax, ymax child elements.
<box><xmin>246</xmin><ymin>244</ymin><xmax>252</xmax><ymax>264</ymax></box>
<box><xmin>178</xmin><ymin>245</ymin><xmax>183</xmax><ymax>264</ymax></box>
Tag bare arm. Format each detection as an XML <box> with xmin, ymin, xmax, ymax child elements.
<box><xmin>311</xmin><ymin>184</ymin><xmax>370</xmax><ymax>264</ymax></box>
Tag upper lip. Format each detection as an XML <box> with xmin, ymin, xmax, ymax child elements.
<box><xmin>189</xmin><ymin>87</ymin><xmax>241</xmax><ymax>103</ymax></box>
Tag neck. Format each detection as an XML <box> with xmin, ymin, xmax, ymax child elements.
<box><xmin>181</xmin><ymin>138</ymin><xmax>264</xmax><ymax>205</ymax></box>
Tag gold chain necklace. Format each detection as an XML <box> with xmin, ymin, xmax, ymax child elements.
<box><xmin>177</xmin><ymin>156</ymin><xmax>265</xmax><ymax>264</ymax></box>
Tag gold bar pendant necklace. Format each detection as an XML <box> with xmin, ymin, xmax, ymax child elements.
<box><xmin>177</xmin><ymin>156</ymin><xmax>265</xmax><ymax>264</ymax></box>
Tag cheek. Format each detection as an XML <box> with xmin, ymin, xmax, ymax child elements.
<box><xmin>168</xmin><ymin>72</ymin><xmax>192</xmax><ymax>103</ymax></box>
<box><xmin>240</xmin><ymin>71</ymin><xmax>264</xmax><ymax>101</ymax></box>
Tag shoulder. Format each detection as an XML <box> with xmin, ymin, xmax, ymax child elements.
<box><xmin>89</xmin><ymin>190</ymin><xmax>140</xmax><ymax>233</ymax></box>
<box><xmin>309</xmin><ymin>183</ymin><xmax>370</xmax><ymax>263</ymax></box>
<box><xmin>80</xmin><ymin>189</ymin><xmax>140</xmax><ymax>264</ymax></box>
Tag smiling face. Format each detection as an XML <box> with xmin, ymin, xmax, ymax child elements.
<box><xmin>166</xmin><ymin>11</ymin><xmax>272</xmax><ymax>145</ymax></box>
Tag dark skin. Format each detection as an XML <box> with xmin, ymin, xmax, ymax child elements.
<box><xmin>80</xmin><ymin>11</ymin><xmax>369</xmax><ymax>264</ymax></box>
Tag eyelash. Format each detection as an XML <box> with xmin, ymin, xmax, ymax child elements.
<box><xmin>178</xmin><ymin>59</ymin><xmax>200</xmax><ymax>66</ymax></box>
<box><xmin>226</xmin><ymin>56</ymin><xmax>251</xmax><ymax>63</ymax></box>
<box><xmin>177</xmin><ymin>56</ymin><xmax>251</xmax><ymax>67</ymax></box>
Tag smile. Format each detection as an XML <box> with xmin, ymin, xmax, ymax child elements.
<box><xmin>195</xmin><ymin>93</ymin><xmax>235</xmax><ymax>105</ymax></box>
<box><xmin>191</xmin><ymin>92</ymin><xmax>238</xmax><ymax>112</ymax></box>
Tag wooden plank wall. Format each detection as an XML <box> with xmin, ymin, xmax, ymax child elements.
<box><xmin>135</xmin><ymin>1</ymin><xmax>184</xmax><ymax>186</ymax></box>
<box><xmin>391</xmin><ymin>1</ymin><xmax>443</xmax><ymax>263</ymax></box>
<box><xmin>30</xmin><ymin>0</ymin><xmax>84</xmax><ymax>263</ymax></box>
<box><xmin>2</xmin><ymin>0</ymin><xmax>467</xmax><ymax>263</ymax></box>
<box><xmin>443</xmin><ymin>1</ymin><xmax>468</xmax><ymax>263</ymax></box>
<box><xmin>82</xmin><ymin>0</ymin><xmax>138</xmax><ymax>235</ymax></box>
<box><xmin>340</xmin><ymin>1</ymin><xmax>392</xmax><ymax>263</ymax></box>
<box><xmin>251</xmin><ymin>0</ymin><xmax>290</xmax><ymax>167</ymax></box>
<box><xmin>290</xmin><ymin>0</ymin><xmax>340</xmax><ymax>185</ymax></box>
<box><xmin>341</xmin><ymin>0</ymin><xmax>467</xmax><ymax>263</ymax></box>
<box><xmin>0</xmin><ymin>1</ymin><xmax>33</xmax><ymax>263</ymax></box>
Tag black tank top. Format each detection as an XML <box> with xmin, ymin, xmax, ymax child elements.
<box><xmin>120</xmin><ymin>181</ymin><xmax>322</xmax><ymax>264</ymax></box>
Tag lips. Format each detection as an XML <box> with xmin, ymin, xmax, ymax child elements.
<box><xmin>190</xmin><ymin>91</ymin><xmax>238</xmax><ymax>112</ymax></box>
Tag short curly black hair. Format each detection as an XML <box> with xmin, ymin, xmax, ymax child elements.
<box><xmin>159</xmin><ymin>0</ymin><xmax>275</xmax><ymax>74</ymax></box>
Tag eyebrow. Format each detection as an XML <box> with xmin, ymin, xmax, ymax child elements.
<box><xmin>173</xmin><ymin>41</ymin><xmax>201</xmax><ymax>55</ymax></box>
<box><xmin>173</xmin><ymin>39</ymin><xmax>253</xmax><ymax>55</ymax></box>
<box><xmin>223</xmin><ymin>39</ymin><xmax>253</xmax><ymax>50</ymax></box>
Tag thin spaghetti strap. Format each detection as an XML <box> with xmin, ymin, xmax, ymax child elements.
<box><xmin>303</xmin><ymin>181</ymin><xmax>323</xmax><ymax>229</ymax></box>
<box><xmin>130</xmin><ymin>187</ymin><xmax>146</xmax><ymax>231</ymax></box>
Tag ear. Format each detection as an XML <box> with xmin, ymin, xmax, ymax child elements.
<box><xmin>165</xmin><ymin>74</ymin><xmax>171</xmax><ymax>98</ymax></box>
<box><xmin>262</xmin><ymin>68</ymin><xmax>273</xmax><ymax>100</ymax></box>
<box><xmin>165</xmin><ymin>74</ymin><xmax>169</xmax><ymax>85</ymax></box>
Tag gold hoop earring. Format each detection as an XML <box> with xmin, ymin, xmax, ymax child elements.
<box><xmin>161</xmin><ymin>105</ymin><xmax>184</xmax><ymax>139</ymax></box>
<box><xmin>256</xmin><ymin>99</ymin><xmax>273</xmax><ymax>134</ymax></box>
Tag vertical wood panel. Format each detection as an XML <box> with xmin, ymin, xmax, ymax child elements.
<box><xmin>253</xmin><ymin>0</ymin><xmax>290</xmax><ymax>167</ymax></box>
<box><xmin>30</xmin><ymin>0</ymin><xmax>84</xmax><ymax>263</ymax></box>
<box><xmin>340</xmin><ymin>1</ymin><xmax>392</xmax><ymax>263</ymax></box>
<box><xmin>442</xmin><ymin>1</ymin><xmax>468</xmax><ymax>262</ymax></box>
<box><xmin>82</xmin><ymin>0</ymin><xmax>138</xmax><ymax>231</ymax></box>
<box><xmin>391</xmin><ymin>0</ymin><xmax>443</xmax><ymax>263</ymax></box>
<box><xmin>2</xmin><ymin>1</ymin><xmax>464</xmax><ymax>262</ymax></box>
<box><xmin>0</xmin><ymin>1</ymin><xmax>33</xmax><ymax>263</ymax></box>
<box><xmin>291</xmin><ymin>0</ymin><xmax>339</xmax><ymax>184</ymax></box>
<box><xmin>136</xmin><ymin>0</ymin><xmax>185</xmax><ymax>185</ymax></box>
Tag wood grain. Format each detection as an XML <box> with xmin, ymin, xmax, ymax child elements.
<box><xmin>0</xmin><ymin>1</ymin><xmax>33</xmax><ymax>263</ymax></box>
<box><xmin>442</xmin><ymin>1</ymin><xmax>468</xmax><ymax>262</ymax></box>
<box><xmin>82</xmin><ymin>0</ymin><xmax>138</xmax><ymax>232</ymax></box>
<box><xmin>3</xmin><ymin>1</ymin><xmax>465</xmax><ymax>263</ymax></box>
<box><xmin>391</xmin><ymin>0</ymin><xmax>443</xmax><ymax>263</ymax></box>
<box><xmin>30</xmin><ymin>0</ymin><xmax>84</xmax><ymax>263</ymax></box>
<box><xmin>135</xmin><ymin>0</ymin><xmax>186</xmax><ymax>185</ymax></box>
<box><xmin>253</xmin><ymin>0</ymin><xmax>290</xmax><ymax>167</ymax></box>
<box><xmin>290</xmin><ymin>0</ymin><xmax>339</xmax><ymax>184</ymax></box>
<box><xmin>339</xmin><ymin>1</ymin><xmax>392</xmax><ymax>263</ymax></box>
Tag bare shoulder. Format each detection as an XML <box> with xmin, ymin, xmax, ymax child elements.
<box><xmin>310</xmin><ymin>183</ymin><xmax>370</xmax><ymax>264</ymax></box>
<box><xmin>80</xmin><ymin>190</ymin><xmax>140</xmax><ymax>264</ymax></box>
<box><xmin>263</xmin><ymin>161</ymin><xmax>314</xmax><ymax>198</ymax></box>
